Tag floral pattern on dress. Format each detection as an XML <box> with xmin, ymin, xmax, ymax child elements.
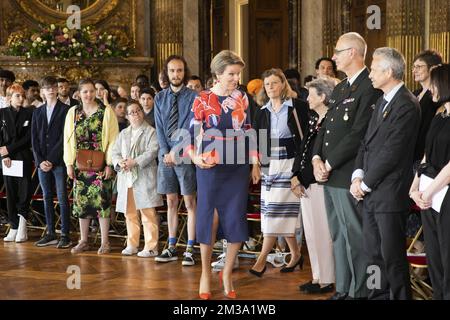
<box><xmin>192</xmin><ymin>89</ymin><xmax>249</xmax><ymax>130</ymax></box>
<box><xmin>72</xmin><ymin>106</ymin><xmax>112</xmax><ymax>219</ymax></box>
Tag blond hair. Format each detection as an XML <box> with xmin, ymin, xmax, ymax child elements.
<box><xmin>210</xmin><ymin>50</ymin><xmax>245</xmax><ymax>79</ymax></box>
<box><xmin>256</xmin><ymin>68</ymin><xmax>297</xmax><ymax>106</ymax></box>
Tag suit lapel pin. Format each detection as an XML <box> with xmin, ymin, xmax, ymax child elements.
<box><xmin>383</xmin><ymin>111</ymin><xmax>389</xmax><ymax>119</ymax></box>
<box><xmin>351</xmin><ymin>85</ymin><xmax>357</xmax><ymax>92</ymax></box>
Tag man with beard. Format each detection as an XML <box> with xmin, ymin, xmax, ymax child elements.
<box><xmin>154</xmin><ymin>55</ymin><xmax>198</xmax><ymax>266</ymax></box>
<box><xmin>22</xmin><ymin>80</ymin><xmax>43</xmax><ymax>108</ymax></box>
<box><xmin>57</xmin><ymin>78</ymin><xmax>78</xmax><ymax>107</ymax></box>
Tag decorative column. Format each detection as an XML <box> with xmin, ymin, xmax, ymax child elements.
<box><xmin>288</xmin><ymin>0</ymin><xmax>301</xmax><ymax>70</ymax></box>
<box><xmin>151</xmin><ymin>0</ymin><xmax>184</xmax><ymax>74</ymax></box>
<box><xmin>429</xmin><ymin>0</ymin><xmax>450</xmax><ymax>63</ymax></box>
<box><xmin>386</xmin><ymin>0</ymin><xmax>425</xmax><ymax>89</ymax></box>
<box><xmin>322</xmin><ymin>0</ymin><xmax>351</xmax><ymax>59</ymax></box>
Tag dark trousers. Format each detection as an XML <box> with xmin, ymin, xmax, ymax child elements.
<box><xmin>38</xmin><ymin>166</ymin><xmax>70</xmax><ymax>236</ymax></box>
<box><xmin>4</xmin><ymin>175</ymin><xmax>32</xmax><ymax>229</ymax></box>
<box><xmin>421</xmin><ymin>206</ymin><xmax>450</xmax><ymax>300</ymax></box>
<box><xmin>363</xmin><ymin>210</ymin><xmax>412</xmax><ymax>300</ymax></box>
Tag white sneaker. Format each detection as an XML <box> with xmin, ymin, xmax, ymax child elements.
<box><xmin>15</xmin><ymin>215</ymin><xmax>28</xmax><ymax>243</ymax></box>
<box><xmin>3</xmin><ymin>229</ymin><xmax>18</xmax><ymax>242</ymax></box>
<box><xmin>121</xmin><ymin>246</ymin><xmax>138</xmax><ymax>256</ymax></box>
<box><xmin>211</xmin><ymin>253</ymin><xmax>239</xmax><ymax>271</ymax></box>
<box><xmin>137</xmin><ymin>249</ymin><xmax>158</xmax><ymax>258</ymax></box>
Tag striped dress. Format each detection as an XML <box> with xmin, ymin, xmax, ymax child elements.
<box><xmin>260</xmin><ymin>101</ymin><xmax>301</xmax><ymax>237</ymax></box>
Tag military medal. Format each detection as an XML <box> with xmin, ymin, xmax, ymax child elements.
<box><xmin>343</xmin><ymin>108</ymin><xmax>349</xmax><ymax>121</ymax></box>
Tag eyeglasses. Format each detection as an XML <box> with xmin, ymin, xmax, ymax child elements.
<box><xmin>127</xmin><ymin>110</ymin><xmax>142</xmax><ymax>115</ymax></box>
<box><xmin>333</xmin><ymin>47</ymin><xmax>353</xmax><ymax>55</ymax></box>
<box><xmin>412</xmin><ymin>64</ymin><xmax>428</xmax><ymax>70</ymax></box>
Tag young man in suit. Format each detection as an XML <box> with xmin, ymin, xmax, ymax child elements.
<box><xmin>32</xmin><ymin>76</ymin><xmax>71</xmax><ymax>248</ymax></box>
<box><xmin>350</xmin><ymin>48</ymin><xmax>420</xmax><ymax>300</ymax></box>
<box><xmin>57</xmin><ymin>78</ymin><xmax>78</xmax><ymax>107</ymax></box>
<box><xmin>312</xmin><ymin>32</ymin><xmax>383</xmax><ymax>300</ymax></box>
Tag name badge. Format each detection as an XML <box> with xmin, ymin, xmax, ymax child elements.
<box><xmin>343</xmin><ymin>98</ymin><xmax>355</xmax><ymax>105</ymax></box>
<box><xmin>23</xmin><ymin>120</ymin><xmax>29</xmax><ymax>127</ymax></box>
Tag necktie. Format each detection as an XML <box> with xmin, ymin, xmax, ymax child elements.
<box><xmin>377</xmin><ymin>98</ymin><xmax>388</xmax><ymax>122</ymax></box>
<box><xmin>167</xmin><ymin>92</ymin><xmax>179</xmax><ymax>138</ymax></box>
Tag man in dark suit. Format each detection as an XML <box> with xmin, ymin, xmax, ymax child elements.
<box><xmin>350</xmin><ymin>47</ymin><xmax>420</xmax><ymax>300</ymax></box>
<box><xmin>32</xmin><ymin>76</ymin><xmax>71</xmax><ymax>249</ymax></box>
<box><xmin>57</xmin><ymin>77</ymin><xmax>78</xmax><ymax>107</ymax></box>
<box><xmin>312</xmin><ymin>32</ymin><xmax>382</xmax><ymax>300</ymax></box>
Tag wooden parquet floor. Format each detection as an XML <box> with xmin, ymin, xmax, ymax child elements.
<box><xmin>0</xmin><ymin>229</ymin><xmax>333</xmax><ymax>300</ymax></box>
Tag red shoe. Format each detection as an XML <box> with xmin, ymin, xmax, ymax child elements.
<box><xmin>224</xmin><ymin>290</ymin><xmax>237</xmax><ymax>299</ymax></box>
<box><xmin>219</xmin><ymin>271</ymin><xmax>237</xmax><ymax>299</ymax></box>
<box><xmin>199</xmin><ymin>292</ymin><xmax>212</xmax><ymax>300</ymax></box>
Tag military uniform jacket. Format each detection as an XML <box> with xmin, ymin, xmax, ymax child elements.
<box><xmin>312</xmin><ymin>68</ymin><xmax>382</xmax><ymax>188</ymax></box>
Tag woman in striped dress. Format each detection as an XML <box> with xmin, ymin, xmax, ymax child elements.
<box><xmin>250</xmin><ymin>68</ymin><xmax>309</xmax><ymax>276</ymax></box>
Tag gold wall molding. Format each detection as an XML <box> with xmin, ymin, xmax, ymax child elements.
<box><xmin>323</xmin><ymin>0</ymin><xmax>351</xmax><ymax>58</ymax></box>
<box><xmin>429</xmin><ymin>0</ymin><xmax>450</xmax><ymax>63</ymax></box>
<box><xmin>14</xmin><ymin>0</ymin><xmax>119</xmax><ymax>25</ymax></box>
<box><xmin>4</xmin><ymin>0</ymin><xmax>137</xmax><ymax>50</ymax></box>
<box><xmin>386</xmin><ymin>0</ymin><xmax>425</xmax><ymax>89</ymax></box>
<box><xmin>0</xmin><ymin>56</ymin><xmax>153</xmax><ymax>87</ymax></box>
<box><xmin>151</xmin><ymin>0</ymin><xmax>184</xmax><ymax>73</ymax></box>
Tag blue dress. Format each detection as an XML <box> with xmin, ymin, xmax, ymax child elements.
<box><xmin>190</xmin><ymin>90</ymin><xmax>255</xmax><ymax>244</ymax></box>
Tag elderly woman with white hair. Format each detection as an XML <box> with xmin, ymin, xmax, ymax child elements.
<box><xmin>292</xmin><ymin>78</ymin><xmax>336</xmax><ymax>294</ymax></box>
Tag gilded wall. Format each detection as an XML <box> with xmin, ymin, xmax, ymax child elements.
<box><xmin>0</xmin><ymin>0</ymin><xmax>152</xmax><ymax>86</ymax></box>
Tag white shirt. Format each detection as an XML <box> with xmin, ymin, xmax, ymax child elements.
<box><xmin>46</xmin><ymin>101</ymin><xmax>57</xmax><ymax>124</ymax></box>
<box><xmin>0</xmin><ymin>96</ymin><xmax>8</xmax><ymax>109</ymax></box>
<box><xmin>351</xmin><ymin>82</ymin><xmax>405</xmax><ymax>192</ymax></box>
<box><xmin>347</xmin><ymin>67</ymin><xmax>367</xmax><ymax>86</ymax></box>
<box><xmin>59</xmin><ymin>96</ymin><xmax>71</xmax><ymax>106</ymax></box>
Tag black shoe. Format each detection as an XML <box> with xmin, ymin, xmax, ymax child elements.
<box><xmin>280</xmin><ymin>255</ymin><xmax>304</xmax><ymax>273</ymax></box>
<box><xmin>57</xmin><ymin>236</ymin><xmax>72</xmax><ymax>249</ymax></box>
<box><xmin>155</xmin><ymin>247</ymin><xmax>178</xmax><ymax>262</ymax></box>
<box><xmin>35</xmin><ymin>233</ymin><xmax>58</xmax><ymax>247</ymax></box>
<box><xmin>249</xmin><ymin>266</ymin><xmax>267</xmax><ymax>278</ymax></box>
<box><xmin>305</xmin><ymin>284</ymin><xmax>334</xmax><ymax>294</ymax></box>
<box><xmin>345</xmin><ymin>296</ymin><xmax>368</xmax><ymax>300</ymax></box>
<box><xmin>327</xmin><ymin>292</ymin><xmax>348</xmax><ymax>300</ymax></box>
<box><xmin>299</xmin><ymin>280</ymin><xmax>314</xmax><ymax>292</ymax></box>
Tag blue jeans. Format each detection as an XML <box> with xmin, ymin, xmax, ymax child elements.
<box><xmin>38</xmin><ymin>166</ymin><xmax>70</xmax><ymax>236</ymax></box>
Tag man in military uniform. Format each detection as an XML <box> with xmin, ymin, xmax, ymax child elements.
<box><xmin>312</xmin><ymin>32</ymin><xmax>382</xmax><ymax>300</ymax></box>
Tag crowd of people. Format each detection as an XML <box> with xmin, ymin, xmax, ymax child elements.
<box><xmin>1</xmin><ymin>30</ymin><xmax>450</xmax><ymax>300</ymax></box>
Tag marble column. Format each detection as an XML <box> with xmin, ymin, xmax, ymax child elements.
<box><xmin>183</xmin><ymin>0</ymin><xmax>200</xmax><ymax>76</ymax></box>
<box><xmin>301</xmin><ymin>0</ymin><xmax>324</xmax><ymax>84</ymax></box>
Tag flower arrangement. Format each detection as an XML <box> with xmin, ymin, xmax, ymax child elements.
<box><xmin>6</xmin><ymin>24</ymin><xmax>131</xmax><ymax>61</ymax></box>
